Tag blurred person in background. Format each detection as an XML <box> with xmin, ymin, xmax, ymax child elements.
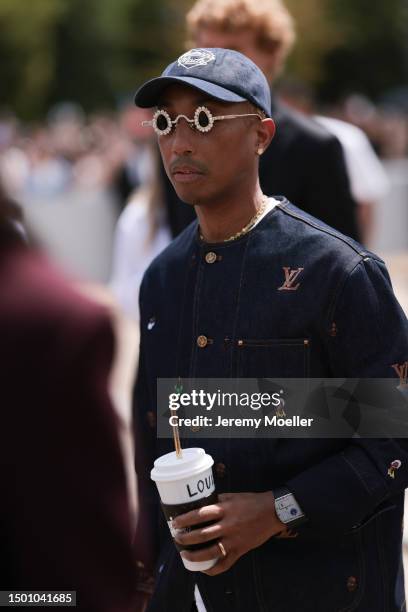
<box><xmin>46</xmin><ymin>105</ymin><xmax>129</xmax><ymax>200</ymax></box>
<box><xmin>277</xmin><ymin>78</ymin><xmax>390</xmax><ymax>244</ymax></box>
<box><xmin>110</xmin><ymin>145</ymin><xmax>171</xmax><ymax>321</ymax></box>
<box><xmin>47</xmin><ymin>103</ymin><xmax>87</xmax><ymax>165</ymax></box>
<box><xmin>109</xmin><ymin>105</ymin><xmax>174</xmax><ymax>320</ymax></box>
<box><xmin>186</xmin><ymin>0</ymin><xmax>360</xmax><ymax>240</ymax></box>
<box><xmin>0</xmin><ymin>182</ymin><xmax>138</xmax><ymax>611</ymax></box>
<box><xmin>109</xmin><ymin>103</ymin><xmax>187</xmax><ymax>321</ymax></box>
<box><xmin>341</xmin><ymin>94</ymin><xmax>408</xmax><ymax>160</ymax></box>
<box><xmin>72</xmin><ymin>112</ymin><xmax>124</xmax><ymax>194</ymax></box>
<box><xmin>114</xmin><ymin>104</ymin><xmax>158</xmax><ymax>205</ymax></box>
<box><xmin>23</xmin><ymin>126</ymin><xmax>72</xmax><ymax>198</ymax></box>
<box><xmin>315</xmin><ymin>114</ymin><xmax>389</xmax><ymax>245</ymax></box>
<box><xmin>0</xmin><ymin>113</ymin><xmax>28</xmax><ymax>196</ymax></box>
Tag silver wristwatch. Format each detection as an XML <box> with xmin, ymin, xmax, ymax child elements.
<box><xmin>273</xmin><ymin>487</ymin><xmax>307</xmax><ymax>529</ymax></box>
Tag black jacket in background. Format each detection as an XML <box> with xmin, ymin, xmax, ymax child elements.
<box><xmin>162</xmin><ymin>97</ymin><xmax>360</xmax><ymax>242</ymax></box>
<box><xmin>259</xmin><ymin>98</ymin><xmax>360</xmax><ymax>240</ymax></box>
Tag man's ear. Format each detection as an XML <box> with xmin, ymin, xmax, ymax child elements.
<box><xmin>256</xmin><ymin>118</ymin><xmax>276</xmax><ymax>155</ymax></box>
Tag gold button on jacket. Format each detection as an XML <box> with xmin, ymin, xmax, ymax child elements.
<box><xmin>205</xmin><ymin>252</ymin><xmax>217</xmax><ymax>264</ymax></box>
<box><xmin>197</xmin><ymin>335</ymin><xmax>208</xmax><ymax>348</ymax></box>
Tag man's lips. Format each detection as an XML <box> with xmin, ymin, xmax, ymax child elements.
<box><xmin>172</xmin><ymin>165</ymin><xmax>205</xmax><ymax>175</ymax></box>
<box><xmin>171</xmin><ymin>165</ymin><xmax>206</xmax><ymax>183</ymax></box>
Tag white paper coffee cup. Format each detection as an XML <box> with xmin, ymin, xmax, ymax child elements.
<box><xmin>151</xmin><ymin>448</ymin><xmax>219</xmax><ymax>572</ymax></box>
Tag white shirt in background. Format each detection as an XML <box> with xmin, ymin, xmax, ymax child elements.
<box><xmin>315</xmin><ymin>115</ymin><xmax>389</xmax><ymax>204</ymax></box>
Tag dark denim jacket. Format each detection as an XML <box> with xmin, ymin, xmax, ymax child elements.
<box><xmin>135</xmin><ymin>199</ymin><xmax>408</xmax><ymax>612</ymax></box>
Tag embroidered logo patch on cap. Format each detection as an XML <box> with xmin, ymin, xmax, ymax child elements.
<box><xmin>178</xmin><ymin>49</ymin><xmax>216</xmax><ymax>70</ymax></box>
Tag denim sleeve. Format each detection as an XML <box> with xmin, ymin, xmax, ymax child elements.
<box><xmin>326</xmin><ymin>256</ymin><xmax>407</xmax><ymax>378</ymax></box>
<box><xmin>286</xmin><ymin>257</ymin><xmax>408</xmax><ymax>534</ymax></box>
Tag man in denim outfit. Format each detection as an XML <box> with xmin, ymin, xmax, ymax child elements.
<box><xmin>133</xmin><ymin>48</ymin><xmax>408</xmax><ymax>611</ymax></box>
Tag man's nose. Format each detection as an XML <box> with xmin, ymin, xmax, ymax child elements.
<box><xmin>171</xmin><ymin>117</ymin><xmax>196</xmax><ymax>156</ymax></box>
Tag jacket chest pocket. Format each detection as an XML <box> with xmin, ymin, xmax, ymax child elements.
<box><xmin>236</xmin><ymin>338</ymin><xmax>310</xmax><ymax>378</ymax></box>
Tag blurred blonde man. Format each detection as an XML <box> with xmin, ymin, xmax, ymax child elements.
<box><xmin>186</xmin><ymin>0</ymin><xmax>361</xmax><ymax>241</ymax></box>
<box><xmin>187</xmin><ymin>0</ymin><xmax>295</xmax><ymax>82</ymax></box>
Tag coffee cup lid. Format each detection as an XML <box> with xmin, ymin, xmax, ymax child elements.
<box><xmin>151</xmin><ymin>447</ymin><xmax>214</xmax><ymax>482</ymax></box>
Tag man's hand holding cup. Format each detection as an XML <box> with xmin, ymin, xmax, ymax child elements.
<box><xmin>173</xmin><ymin>491</ymin><xmax>286</xmax><ymax>576</ymax></box>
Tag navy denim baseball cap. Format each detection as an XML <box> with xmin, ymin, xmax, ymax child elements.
<box><xmin>134</xmin><ymin>48</ymin><xmax>271</xmax><ymax>117</ymax></box>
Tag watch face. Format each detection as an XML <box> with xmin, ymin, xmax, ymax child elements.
<box><xmin>276</xmin><ymin>494</ymin><xmax>305</xmax><ymax>524</ymax></box>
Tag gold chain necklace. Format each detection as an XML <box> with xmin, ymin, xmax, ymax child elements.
<box><xmin>199</xmin><ymin>195</ymin><xmax>268</xmax><ymax>243</ymax></box>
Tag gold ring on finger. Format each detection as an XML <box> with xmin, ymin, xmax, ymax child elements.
<box><xmin>217</xmin><ymin>541</ymin><xmax>227</xmax><ymax>558</ymax></box>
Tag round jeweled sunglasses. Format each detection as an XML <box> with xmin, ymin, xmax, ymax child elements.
<box><xmin>142</xmin><ymin>105</ymin><xmax>263</xmax><ymax>136</ymax></box>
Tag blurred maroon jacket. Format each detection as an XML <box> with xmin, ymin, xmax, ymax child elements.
<box><xmin>0</xmin><ymin>224</ymin><xmax>137</xmax><ymax>611</ymax></box>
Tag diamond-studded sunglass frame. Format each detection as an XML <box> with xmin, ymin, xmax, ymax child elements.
<box><xmin>142</xmin><ymin>105</ymin><xmax>263</xmax><ymax>136</ymax></box>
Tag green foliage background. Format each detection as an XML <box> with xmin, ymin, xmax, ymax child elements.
<box><xmin>0</xmin><ymin>0</ymin><xmax>407</xmax><ymax>119</ymax></box>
